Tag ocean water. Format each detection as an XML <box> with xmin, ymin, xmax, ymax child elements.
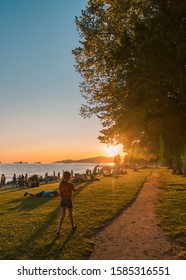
<box><xmin>0</xmin><ymin>163</ymin><xmax>110</xmax><ymax>182</ymax></box>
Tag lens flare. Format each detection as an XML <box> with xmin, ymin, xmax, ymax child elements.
<box><xmin>105</xmin><ymin>145</ymin><xmax>122</xmax><ymax>157</ymax></box>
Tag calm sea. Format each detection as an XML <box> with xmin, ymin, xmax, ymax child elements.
<box><xmin>0</xmin><ymin>163</ymin><xmax>110</xmax><ymax>182</ymax></box>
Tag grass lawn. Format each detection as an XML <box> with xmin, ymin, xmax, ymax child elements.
<box><xmin>0</xmin><ymin>169</ymin><xmax>152</xmax><ymax>260</ymax></box>
<box><xmin>157</xmin><ymin>168</ymin><xmax>186</xmax><ymax>259</ymax></box>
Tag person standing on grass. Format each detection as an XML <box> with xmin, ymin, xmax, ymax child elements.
<box><xmin>24</xmin><ymin>173</ymin><xmax>28</xmax><ymax>187</ymax></box>
<box><xmin>1</xmin><ymin>174</ymin><xmax>6</xmax><ymax>186</ymax></box>
<box><xmin>56</xmin><ymin>171</ymin><xmax>82</xmax><ymax>237</ymax></box>
<box><xmin>12</xmin><ymin>174</ymin><xmax>17</xmax><ymax>187</ymax></box>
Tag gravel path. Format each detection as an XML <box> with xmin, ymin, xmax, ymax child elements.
<box><xmin>89</xmin><ymin>171</ymin><xmax>180</xmax><ymax>260</ymax></box>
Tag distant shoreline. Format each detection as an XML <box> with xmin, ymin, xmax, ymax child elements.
<box><xmin>0</xmin><ymin>156</ymin><xmax>114</xmax><ymax>165</ymax></box>
<box><xmin>54</xmin><ymin>156</ymin><xmax>113</xmax><ymax>164</ymax></box>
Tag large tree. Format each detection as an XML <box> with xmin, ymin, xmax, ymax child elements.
<box><xmin>73</xmin><ymin>0</ymin><xmax>186</xmax><ymax>171</ymax></box>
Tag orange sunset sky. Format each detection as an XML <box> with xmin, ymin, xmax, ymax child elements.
<box><xmin>0</xmin><ymin>1</ymin><xmax>125</xmax><ymax>163</ymax></box>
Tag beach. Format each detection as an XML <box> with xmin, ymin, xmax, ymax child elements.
<box><xmin>0</xmin><ymin>162</ymin><xmax>110</xmax><ymax>183</ymax></box>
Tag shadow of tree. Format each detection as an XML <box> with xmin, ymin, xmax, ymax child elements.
<box><xmin>5</xmin><ymin>196</ymin><xmax>56</xmax><ymax>212</ymax></box>
<box><xmin>4</xmin><ymin>182</ymin><xmax>89</xmax><ymax>259</ymax></box>
<box><xmin>4</xmin><ymin>204</ymin><xmax>60</xmax><ymax>259</ymax></box>
<box><xmin>0</xmin><ymin>188</ymin><xmax>23</xmax><ymax>196</ymax></box>
<box><xmin>2</xmin><ymin>197</ymin><xmax>23</xmax><ymax>207</ymax></box>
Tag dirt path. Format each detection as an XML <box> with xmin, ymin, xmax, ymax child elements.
<box><xmin>89</xmin><ymin>171</ymin><xmax>180</xmax><ymax>260</ymax></box>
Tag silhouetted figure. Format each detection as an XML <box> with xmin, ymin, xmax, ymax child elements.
<box><xmin>56</xmin><ymin>171</ymin><xmax>82</xmax><ymax>237</ymax></box>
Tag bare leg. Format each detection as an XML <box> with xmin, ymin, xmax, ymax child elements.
<box><xmin>27</xmin><ymin>193</ymin><xmax>37</xmax><ymax>197</ymax></box>
<box><xmin>57</xmin><ymin>207</ymin><xmax>66</xmax><ymax>234</ymax></box>
<box><xmin>23</xmin><ymin>192</ymin><xmax>36</xmax><ymax>197</ymax></box>
<box><xmin>68</xmin><ymin>208</ymin><xmax>76</xmax><ymax>229</ymax></box>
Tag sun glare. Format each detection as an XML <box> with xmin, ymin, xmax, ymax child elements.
<box><xmin>105</xmin><ymin>145</ymin><xmax>122</xmax><ymax>157</ymax></box>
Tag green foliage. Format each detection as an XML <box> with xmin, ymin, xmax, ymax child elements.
<box><xmin>113</xmin><ymin>154</ymin><xmax>121</xmax><ymax>167</ymax></box>
<box><xmin>157</xmin><ymin>168</ymin><xmax>186</xmax><ymax>259</ymax></box>
<box><xmin>73</xmin><ymin>0</ymin><xmax>186</xmax><ymax>168</ymax></box>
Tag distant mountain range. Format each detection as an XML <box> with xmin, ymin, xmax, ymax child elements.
<box><xmin>54</xmin><ymin>156</ymin><xmax>113</xmax><ymax>164</ymax></box>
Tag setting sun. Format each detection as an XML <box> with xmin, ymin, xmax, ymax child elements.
<box><xmin>105</xmin><ymin>145</ymin><xmax>123</xmax><ymax>157</ymax></box>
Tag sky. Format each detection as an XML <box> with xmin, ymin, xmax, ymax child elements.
<box><xmin>0</xmin><ymin>0</ymin><xmax>123</xmax><ymax>163</ymax></box>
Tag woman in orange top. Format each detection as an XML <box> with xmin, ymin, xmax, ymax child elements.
<box><xmin>56</xmin><ymin>171</ymin><xmax>81</xmax><ymax>237</ymax></box>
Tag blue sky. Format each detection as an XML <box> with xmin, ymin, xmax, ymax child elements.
<box><xmin>0</xmin><ymin>0</ymin><xmax>123</xmax><ymax>162</ymax></box>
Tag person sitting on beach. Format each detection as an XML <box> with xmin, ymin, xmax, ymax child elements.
<box><xmin>56</xmin><ymin>171</ymin><xmax>82</xmax><ymax>237</ymax></box>
<box><xmin>72</xmin><ymin>173</ymin><xmax>87</xmax><ymax>183</ymax></box>
<box><xmin>45</xmin><ymin>172</ymin><xmax>48</xmax><ymax>182</ymax></box>
<box><xmin>17</xmin><ymin>175</ymin><xmax>24</xmax><ymax>187</ymax></box>
<box><xmin>23</xmin><ymin>190</ymin><xmax>59</xmax><ymax>197</ymax></box>
<box><xmin>30</xmin><ymin>176</ymin><xmax>40</xmax><ymax>188</ymax></box>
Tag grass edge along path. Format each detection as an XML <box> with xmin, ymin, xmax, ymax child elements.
<box><xmin>157</xmin><ymin>168</ymin><xmax>186</xmax><ymax>259</ymax></box>
<box><xmin>0</xmin><ymin>169</ymin><xmax>152</xmax><ymax>260</ymax></box>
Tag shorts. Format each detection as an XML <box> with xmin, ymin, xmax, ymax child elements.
<box><xmin>60</xmin><ymin>199</ymin><xmax>73</xmax><ymax>208</ymax></box>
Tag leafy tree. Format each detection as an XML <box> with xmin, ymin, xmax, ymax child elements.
<box><xmin>73</xmin><ymin>0</ymin><xmax>186</xmax><ymax>173</ymax></box>
<box><xmin>113</xmin><ymin>154</ymin><xmax>121</xmax><ymax>168</ymax></box>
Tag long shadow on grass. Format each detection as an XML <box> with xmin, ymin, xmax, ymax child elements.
<box><xmin>4</xmin><ymin>183</ymin><xmax>90</xmax><ymax>259</ymax></box>
<box><xmin>4</xmin><ymin>196</ymin><xmax>55</xmax><ymax>212</ymax></box>
<box><xmin>74</xmin><ymin>181</ymin><xmax>92</xmax><ymax>196</ymax></box>
<box><xmin>0</xmin><ymin>188</ymin><xmax>23</xmax><ymax>196</ymax></box>
<box><xmin>4</xmin><ymin>204</ymin><xmax>61</xmax><ymax>259</ymax></box>
<box><xmin>2</xmin><ymin>197</ymin><xmax>23</xmax><ymax>207</ymax></box>
<box><xmin>39</xmin><ymin>229</ymin><xmax>77</xmax><ymax>260</ymax></box>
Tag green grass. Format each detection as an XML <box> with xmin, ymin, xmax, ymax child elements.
<box><xmin>0</xmin><ymin>169</ymin><xmax>152</xmax><ymax>260</ymax></box>
<box><xmin>157</xmin><ymin>168</ymin><xmax>186</xmax><ymax>259</ymax></box>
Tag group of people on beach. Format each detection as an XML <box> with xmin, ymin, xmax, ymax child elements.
<box><xmin>12</xmin><ymin>174</ymin><xmax>29</xmax><ymax>187</ymax></box>
<box><xmin>0</xmin><ymin>173</ymin><xmax>38</xmax><ymax>188</ymax></box>
<box><xmin>0</xmin><ymin>167</ymin><xmax>100</xmax><ymax>189</ymax></box>
<box><xmin>0</xmin><ymin>164</ymin><xmax>124</xmax><ymax>189</ymax></box>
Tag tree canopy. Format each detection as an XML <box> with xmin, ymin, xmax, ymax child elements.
<box><xmin>73</xmin><ymin>0</ymin><xmax>186</xmax><ymax>172</ymax></box>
